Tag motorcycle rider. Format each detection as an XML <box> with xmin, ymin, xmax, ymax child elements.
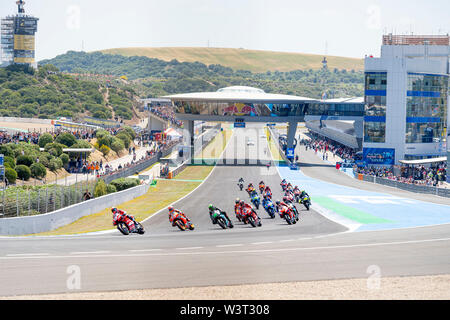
<box><xmin>259</xmin><ymin>181</ymin><xmax>265</xmax><ymax>192</ymax></box>
<box><xmin>238</xmin><ymin>177</ymin><xmax>245</xmax><ymax>189</ymax></box>
<box><xmin>240</xmin><ymin>200</ymin><xmax>257</xmax><ymax>224</ymax></box>
<box><xmin>247</xmin><ymin>183</ymin><xmax>255</xmax><ymax>194</ymax></box>
<box><xmin>275</xmin><ymin>201</ymin><xmax>293</xmax><ymax>220</ymax></box>
<box><xmin>262</xmin><ymin>194</ymin><xmax>271</xmax><ymax>207</ymax></box>
<box><xmin>112</xmin><ymin>207</ymin><xmax>137</xmax><ymax>233</ymax></box>
<box><xmin>208</xmin><ymin>204</ymin><xmax>232</xmax><ymax>226</ymax></box>
<box><xmin>263</xmin><ymin>186</ymin><xmax>272</xmax><ymax>199</ymax></box>
<box><xmin>168</xmin><ymin>206</ymin><xmax>191</xmax><ymax>227</ymax></box>
<box><xmin>286</xmin><ymin>183</ymin><xmax>293</xmax><ymax>192</ymax></box>
<box><xmin>283</xmin><ymin>192</ymin><xmax>294</xmax><ymax>203</ymax></box>
<box><xmin>300</xmin><ymin>190</ymin><xmax>310</xmax><ymax>200</ymax></box>
<box><xmin>280</xmin><ymin>179</ymin><xmax>287</xmax><ymax>190</ymax></box>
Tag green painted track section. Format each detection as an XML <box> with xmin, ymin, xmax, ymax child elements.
<box><xmin>312</xmin><ymin>196</ymin><xmax>393</xmax><ymax>224</ymax></box>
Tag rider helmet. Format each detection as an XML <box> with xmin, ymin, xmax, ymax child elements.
<box><xmin>235</xmin><ymin>198</ymin><xmax>240</xmax><ymax>204</ymax></box>
<box><xmin>208</xmin><ymin>204</ymin><xmax>214</xmax><ymax>211</ymax></box>
<box><xmin>239</xmin><ymin>200</ymin><xmax>245</xmax><ymax>206</ymax></box>
<box><xmin>111</xmin><ymin>207</ymin><xmax>117</xmax><ymax>213</ymax></box>
<box><xmin>168</xmin><ymin>206</ymin><xmax>174</xmax><ymax>213</ymax></box>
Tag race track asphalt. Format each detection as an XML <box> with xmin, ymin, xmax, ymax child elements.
<box><xmin>0</xmin><ymin>124</ymin><xmax>449</xmax><ymax>297</ymax></box>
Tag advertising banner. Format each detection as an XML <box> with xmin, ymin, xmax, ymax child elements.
<box><xmin>363</xmin><ymin>148</ymin><xmax>395</xmax><ymax>166</ymax></box>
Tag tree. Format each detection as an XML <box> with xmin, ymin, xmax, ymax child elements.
<box><xmin>111</xmin><ymin>138</ymin><xmax>125</xmax><ymax>155</ymax></box>
<box><xmin>38</xmin><ymin>133</ymin><xmax>53</xmax><ymax>148</ymax></box>
<box><xmin>5</xmin><ymin>167</ymin><xmax>17</xmax><ymax>184</ymax></box>
<box><xmin>30</xmin><ymin>163</ymin><xmax>47</xmax><ymax>179</ymax></box>
<box><xmin>116</xmin><ymin>132</ymin><xmax>131</xmax><ymax>149</ymax></box>
<box><xmin>15</xmin><ymin>165</ymin><xmax>31</xmax><ymax>181</ymax></box>
<box><xmin>16</xmin><ymin>155</ymin><xmax>34</xmax><ymax>167</ymax></box>
<box><xmin>99</xmin><ymin>145</ymin><xmax>110</xmax><ymax>157</ymax></box>
<box><xmin>55</xmin><ymin>132</ymin><xmax>77</xmax><ymax>147</ymax></box>
<box><xmin>94</xmin><ymin>179</ymin><xmax>107</xmax><ymax>198</ymax></box>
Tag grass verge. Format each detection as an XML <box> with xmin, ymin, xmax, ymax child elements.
<box><xmin>33</xmin><ymin>166</ymin><xmax>214</xmax><ymax>236</ymax></box>
<box><xmin>265</xmin><ymin>127</ymin><xmax>283</xmax><ymax>161</ymax></box>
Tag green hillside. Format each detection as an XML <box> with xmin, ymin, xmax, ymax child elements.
<box><xmin>0</xmin><ymin>64</ymin><xmax>138</xmax><ymax>121</ymax></box>
<box><xmin>40</xmin><ymin>51</ymin><xmax>364</xmax><ymax>99</ymax></box>
<box><xmin>100</xmin><ymin>47</ymin><xmax>364</xmax><ymax>73</ymax></box>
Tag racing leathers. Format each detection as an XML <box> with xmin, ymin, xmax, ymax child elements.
<box><xmin>169</xmin><ymin>209</ymin><xmax>191</xmax><ymax>227</ymax></box>
<box><xmin>113</xmin><ymin>209</ymin><xmax>136</xmax><ymax>233</ymax></box>
<box><xmin>209</xmin><ymin>206</ymin><xmax>231</xmax><ymax>225</ymax></box>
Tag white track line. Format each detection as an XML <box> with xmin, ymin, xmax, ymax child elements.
<box><xmin>70</xmin><ymin>251</ymin><xmax>111</xmax><ymax>255</ymax></box>
<box><xmin>142</xmin><ymin>128</ymin><xmax>235</xmax><ymax>225</ymax></box>
<box><xmin>216</xmin><ymin>244</ymin><xmax>243</xmax><ymax>248</ymax></box>
<box><xmin>1</xmin><ymin>237</ymin><xmax>449</xmax><ymax>260</ymax></box>
<box><xmin>6</xmin><ymin>253</ymin><xmax>49</xmax><ymax>257</ymax></box>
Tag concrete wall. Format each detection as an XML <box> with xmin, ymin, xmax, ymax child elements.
<box><xmin>0</xmin><ymin>117</ymin><xmax>53</xmax><ymax>124</ymax></box>
<box><xmin>0</xmin><ymin>184</ymin><xmax>150</xmax><ymax>236</ymax></box>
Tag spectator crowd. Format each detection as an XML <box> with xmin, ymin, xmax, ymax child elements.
<box><xmin>300</xmin><ymin>133</ymin><xmax>356</xmax><ymax>162</ymax></box>
<box><xmin>302</xmin><ymin>131</ymin><xmax>447</xmax><ymax>187</ymax></box>
<box><xmin>149</xmin><ymin>106</ymin><xmax>183</xmax><ymax>127</ymax></box>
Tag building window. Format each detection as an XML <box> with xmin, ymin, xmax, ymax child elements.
<box><xmin>364</xmin><ymin>121</ymin><xmax>386</xmax><ymax>143</ymax></box>
<box><xmin>406</xmin><ymin>73</ymin><xmax>448</xmax><ymax>143</ymax></box>
<box><xmin>365</xmin><ymin>72</ymin><xmax>387</xmax><ymax>117</ymax></box>
<box><xmin>405</xmin><ymin>122</ymin><xmax>443</xmax><ymax>144</ymax></box>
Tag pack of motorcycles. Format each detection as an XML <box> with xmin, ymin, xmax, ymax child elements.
<box><xmin>118</xmin><ymin>180</ymin><xmax>312</xmax><ymax>235</ymax></box>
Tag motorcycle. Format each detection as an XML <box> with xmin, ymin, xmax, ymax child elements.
<box><xmin>262</xmin><ymin>198</ymin><xmax>276</xmax><ymax>219</ymax></box>
<box><xmin>238</xmin><ymin>181</ymin><xmax>244</xmax><ymax>191</ymax></box>
<box><xmin>300</xmin><ymin>195</ymin><xmax>311</xmax><ymax>211</ymax></box>
<box><xmin>116</xmin><ymin>216</ymin><xmax>145</xmax><ymax>235</ymax></box>
<box><xmin>288</xmin><ymin>203</ymin><xmax>300</xmax><ymax>221</ymax></box>
<box><xmin>294</xmin><ymin>190</ymin><xmax>301</xmax><ymax>203</ymax></box>
<box><xmin>250</xmin><ymin>192</ymin><xmax>261</xmax><ymax>210</ymax></box>
<box><xmin>278</xmin><ymin>206</ymin><xmax>297</xmax><ymax>225</ymax></box>
<box><xmin>243</xmin><ymin>208</ymin><xmax>262</xmax><ymax>228</ymax></box>
<box><xmin>173</xmin><ymin>214</ymin><xmax>195</xmax><ymax>231</ymax></box>
<box><xmin>284</xmin><ymin>192</ymin><xmax>295</xmax><ymax>203</ymax></box>
<box><xmin>235</xmin><ymin>206</ymin><xmax>243</xmax><ymax>222</ymax></box>
<box><xmin>259</xmin><ymin>184</ymin><xmax>265</xmax><ymax>194</ymax></box>
<box><xmin>281</xmin><ymin>182</ymin><xmax>287</xmax><ymax>192</ymax></box>
<box><xmin>212</xmin><ymin>209</ymin><xmax>234</xmax><ymax>229</ymax></box>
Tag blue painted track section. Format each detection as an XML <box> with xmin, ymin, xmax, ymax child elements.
<box><xmin>277</xmin><ymin>166</ymin><xmax>450</xmax><ymax>232</ymax></box>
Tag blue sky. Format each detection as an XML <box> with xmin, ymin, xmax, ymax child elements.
<box><xmin>1</xmin><ymin>0</ymin><xmax>449</xmax><ymax>61</ymax></box>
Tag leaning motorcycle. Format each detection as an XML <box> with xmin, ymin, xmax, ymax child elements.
<box><xmin>250</xmin><ymin>192</ymin><xmax>261</xmax><ymax>210</ymax></box>
<box><xmin>262</xmin><ymin>198</ymin><xmax>276</xmax><ymax>219</ymax></box>
<box><xmin>279</xmin><ymin>207</ymin><xmax>297</xmax><ymax>225</ymax></box>
<box><xmin>173</xmin><ymin>215</ymin><xmax>195</xmax><ymax>231</ymax></box>
<box><xmin>300</xmin><ymin>195</ymin><xmax>311</xmax><ymax>211</ymax></box>
<box><xmin>116</xmin><ymin>217</ymin><xmax>145</xmax><ymax>235</ymax></box>
<box><xmin>244</xmin><ymin>209</ymin><xmax>262</xmax><ymax>228</ymax></box>
<box><xmin>212</xmin><ymin>210</ymin><xmax>234</xmax><ymax>229</ymax></box>
<box><xmin>238</xmin><ymin>182</ymin><xmax>244</xmax><ymax>191</ymax></box>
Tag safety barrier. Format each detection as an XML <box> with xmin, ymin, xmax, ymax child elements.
<box><xmin>357</xmin><ymin>173</ymin><xmax>450</xmax><ymax>198</ymax></box>
<box><xmin>102</xmin><ymin>141</ymin><xmax>181</xmax><ymax>184</ymax></box>
<box><xmin>0</xmin><ymin>184</ymin><xmax>150</xmax><ymax>236</ymax></box>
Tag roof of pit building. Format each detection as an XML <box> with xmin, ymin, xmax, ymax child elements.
<box><xmin>164</xmin><ymin>86</ymin><xmax>317</xmax><ymax>103</ymax></box>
